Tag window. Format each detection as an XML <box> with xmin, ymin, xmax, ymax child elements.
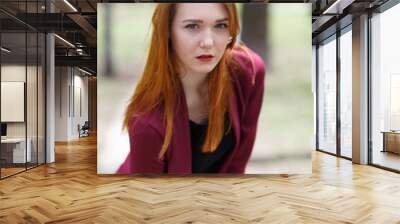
<box><xmin>318</xmin><ymin>36</ymin><xmax>337</xmax><ymax>154</ymax></box>
<box><xmin>371</xmin><ymin>2</ymin><xmax>400</xmax><ymax>171</ymax></box>
<box><xmin>339</xmin><ymin>28</ymin><xmax>352</xmax><ymax>158</ymax></box>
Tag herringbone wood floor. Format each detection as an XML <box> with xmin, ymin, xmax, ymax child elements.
<box><xmin>1</xmin><ymin>134</ymin><xmax>400</xmax><ymax>223</ymax></box>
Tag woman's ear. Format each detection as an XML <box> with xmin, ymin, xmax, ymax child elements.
<box><xmin>227</xmin><ymin>36</ymin><xmax>233</xmax><ymax>44</ymax></box>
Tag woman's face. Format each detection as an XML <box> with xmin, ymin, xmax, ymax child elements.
<box><xmin>171</xmin><ymin>3</ymin><xmax>231</xmax><ymax>76</ymax></box>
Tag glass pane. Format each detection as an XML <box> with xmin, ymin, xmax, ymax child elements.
<box><xmin>1</xmin><ymin>31</ymin><xmax>27</xmax><ymax>177</ymax></box>
<box><xmin>318</xmin><ymin>37</ymin><xmax>337</xmax><ymax>154</ymax></box>
<box><xmin>38</xmin><ymin>32</ymin><xmax>45</xmax><ymax>165</ymax></box>
<box><xmin>340</xmin><ymin>29</ymin><xmax>352</xmax><ymax>158</ymax></box>
<box><xmin>371</xmin><ymin>4</ymin><xmax>400</xmax><ymax>171</ymax></box>
<box><xmin>26</xmin><ymin>0</ymin><xmax>38</xmax><ymax>169</ymax></box>
<box><xmin>27</xmin><ymin>31</ymin><xmax>38</xmax><ymax>169</ymax></box>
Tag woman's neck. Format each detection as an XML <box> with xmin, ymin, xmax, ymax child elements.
<box><xmin>179</xmin><ymin>70</ymin><xmax>209</xmax><ymax>124</ymax></box>
<box><xmin>179</xmin><ymin>70</ymin><xmax>208</xmax><ymax>95</ymax></box>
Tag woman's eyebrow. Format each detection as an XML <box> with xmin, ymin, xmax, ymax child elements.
<box><xmin>182</xmin><ymin>18</ymin><xmax>228</xmax><ymax>23</ymax></box>
<box><xmin>215</xmin><ymin>18</ymin><xmax>228</xmax><ymax>23</ymax></box>
<box><xmin>182</xmin><ymin>19</ymin><xmax>203</xmax><ymax>23</ymax></box>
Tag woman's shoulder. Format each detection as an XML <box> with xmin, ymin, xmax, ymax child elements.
<box><xmin>229</xmin><ymin>44</ymin><xmax>266</xmax><ymax>92</ymax></box>
<box><xmin>229</xmin><ymin>45</ymin><xmax>265</xmax><ymax>97</ymax></box>
<box><xmin>127</xmin><ymin>108</ymin><xmax>165</xmax><ymax>138</ymax></box>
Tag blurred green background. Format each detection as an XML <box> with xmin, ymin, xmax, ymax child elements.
<box><xmin>97</xmin><ymin>3</ymin><xmax>313</xmax><ymax>174</ymax></box>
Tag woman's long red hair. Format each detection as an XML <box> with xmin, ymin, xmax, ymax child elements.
<box><xmin>123</xmin><ymin>3</ymin><xmax>240</xmax><ymax>159</ymax></box>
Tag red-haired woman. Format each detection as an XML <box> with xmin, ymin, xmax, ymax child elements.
<box><xmin>117</xmin><ymin>3</ymin><xmax>265</xmax><ymax>174</ymax></box>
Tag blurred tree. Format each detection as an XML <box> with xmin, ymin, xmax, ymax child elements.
<box><xmin>241</xmin><ymin>3</ymin><xmax>268</xmax><ymax>63</ymax></box>
<box><xmin>104</xmin><ymin>4</ymin><xmax>113</xmax><ymax>77</ymax></box>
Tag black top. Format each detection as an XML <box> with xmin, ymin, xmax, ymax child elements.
<box><xmin>190</xmin><ymin>116</ymin><xmax>235</xmax><ymax>173</ymax></box>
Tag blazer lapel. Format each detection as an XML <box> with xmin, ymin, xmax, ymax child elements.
<box><xmin>168</xmin><ymin>88</ymin><xmax>192</xmax><ymax>174</ymax></box>
<box><xmin>219</xmin><ymin>84</ymin><xmax>241</xmax><ymax>172</ymax></box>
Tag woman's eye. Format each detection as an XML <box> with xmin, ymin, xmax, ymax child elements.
<box><xmin>215</xmin><ymin>23</ymin><xmax>228</xmax><ymax>29</ymax></box>
<box><xmin>185</xmin><ymin>24</ymin><xmax>199</xmax><ymax>30</ymax></box>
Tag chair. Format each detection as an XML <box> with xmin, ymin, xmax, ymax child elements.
<box><xmin>79</xmin><ymin>121</ymin><xmax>90</xmax><ymax>138</ymax></box>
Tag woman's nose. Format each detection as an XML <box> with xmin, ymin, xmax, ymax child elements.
<box><xmin>199</xmin><ymin>30</ymin><xmax>214</xmax><ymax>48</ymax></box>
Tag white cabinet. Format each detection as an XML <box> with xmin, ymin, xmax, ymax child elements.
<box><xmin>1</xmin><ymin>138</ymin><xmax>32</xmax><ymax>163</ymax></box>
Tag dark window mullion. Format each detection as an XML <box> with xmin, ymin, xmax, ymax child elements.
<box><xmin>36</xmin><ymin>0</ymin><xmax>39</xmax><ymax>167</ymax></box>
<box><xmin>25</xmin><ymin>0</ymin><xmax>28</xmax><ymax>171</ymax></box>
<box><xmin>336</xmin><ymin>27</ymin><xmax>341</xmax><ymax>157</ymax></box>
<box><xmin>316</xmin><ymin>45</ymin><xmax>319</xmax><ymax>150</ymax></box>
<box><xmin>367</xmin><ymin>10</ymin><xmax>373</xmax><ymax>165</ymax></box>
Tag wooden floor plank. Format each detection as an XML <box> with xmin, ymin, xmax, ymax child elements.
<box><xmin>0</xmin><ymin>134</ymin><xmax>400</xmax><ymax>223</ymax></box>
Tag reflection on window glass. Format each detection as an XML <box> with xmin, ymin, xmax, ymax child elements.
<box><xmin>0</xmin><ymin>3</ymin><xmax>46</xmax><ymax>178</ymax></box>
<box><xmin>340</xmin><ymin>29</ymin><xmax>352</xmax><ymax>158</ymax></box>
<box><xmin>390</xmin><ymin>74</ymin><xmax>400</xmax><ymax>131</ymax></box>
<box><xmin>318</xmin><ymin>37</ymin><xmax>337</xmax><ymax>154</ymax></box>
<box><xmin>1</xmin><ymin>32</ymin><xmax>28</xmax><ymax>178</ymax></box>
<box><xmin>371</xmin><ymin>3</ymin><xmax>400</xmax><ymax>171</ymax></box>
<box><xmin>27</xmin><ymin>31</ymin><xmax>38</xmax><ymax>169</ymax></box>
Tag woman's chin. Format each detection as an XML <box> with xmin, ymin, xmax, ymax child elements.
<box><xmin>192</xmin><ymin>65</ymin><xmax>217</xmax><ymax>75</ymax></box>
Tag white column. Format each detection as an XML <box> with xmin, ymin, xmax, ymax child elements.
<box><xmin>45</xmin><ymin>1</ymin><xmax>55</xmax><ymax>163</ymax></box>
<box><xmin>46</xmin><ymin>33</ymin><xmax>55</xmax><ymax>163</ymax></box>
<box><xmin>352</xmin><ymin>14</ymin><xmax>369</xmax><ymax>164</ymax></box>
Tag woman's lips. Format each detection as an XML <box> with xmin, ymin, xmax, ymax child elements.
<box><xmin>196</xmin><ymin>54</ymin><xmax>214</xmax><ymax>62</ymax></box>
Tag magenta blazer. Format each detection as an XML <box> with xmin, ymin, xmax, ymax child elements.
<box><xmin>117</xmin><ymin>46</ymin><xmax>265</xmax><ymax>174</ymax></box>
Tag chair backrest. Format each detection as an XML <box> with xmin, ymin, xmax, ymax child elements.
<box><xmin>82</xmin><ymin>121</ymin><xmax>90</xmax><ymax>129</ymax></box>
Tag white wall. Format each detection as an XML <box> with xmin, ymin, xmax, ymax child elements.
<box><xmin>1</xmin><ymin>65</ymin><xmax>39</xmax><ymax>138</ymax></box>
<box><xmin>55</xmin><ymin>66</ymin><xmax>70</xmax><ymax>141</ymax></box>
<box><xmin>72</xmin><ymin>73</ymin><xmax>89</xmax><ymax>137</ymax></box>
<box><xmin>1</xmin><ymin>65</ymin><xmax>25</xmax><ymax>130</ymax></box>
<box><xmin>54</xmin><ymin>67</ymin><xmax>89</xmax><ymax>141</ymax></box>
